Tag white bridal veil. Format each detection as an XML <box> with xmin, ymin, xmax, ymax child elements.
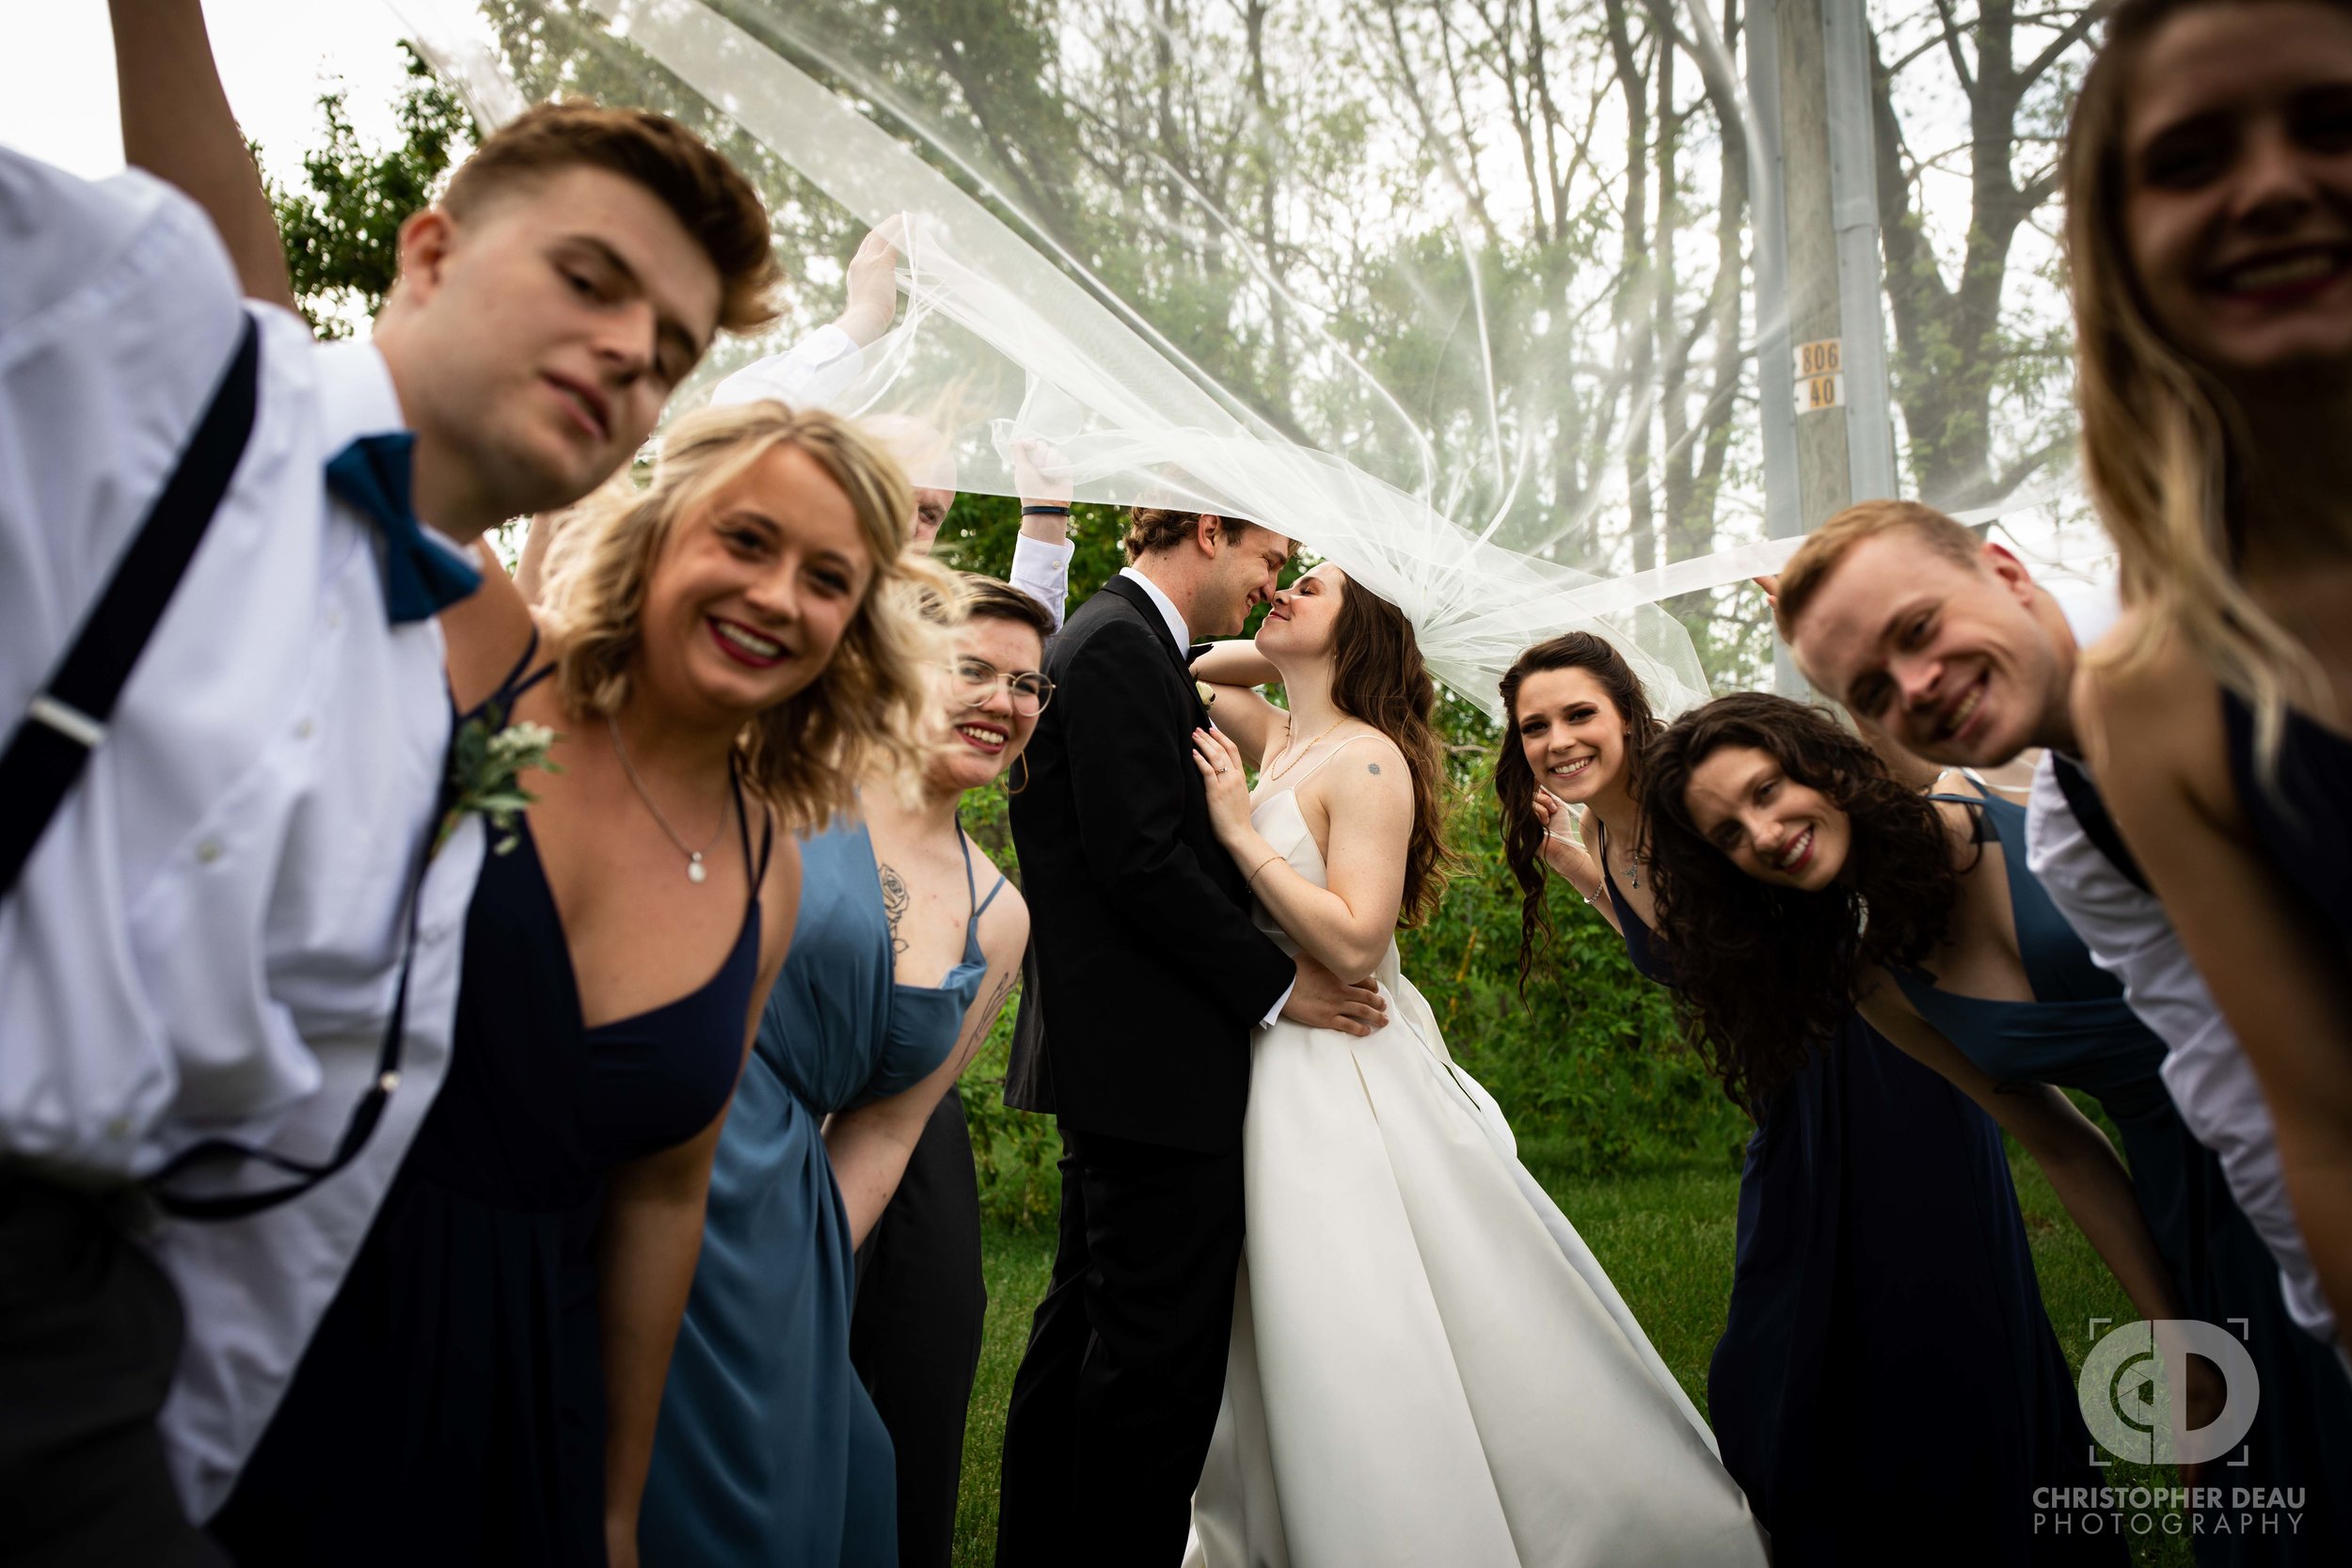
<box><xmin>387</xmin><ymin>0</ymin><xmax>2113</xmax><ymax>720</ymax></box>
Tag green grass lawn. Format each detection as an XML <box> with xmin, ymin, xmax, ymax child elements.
<box><xmin>951</xmin><ymin>1148</ymin><xmax>2194</xmax><ymax>1566</ymax></box>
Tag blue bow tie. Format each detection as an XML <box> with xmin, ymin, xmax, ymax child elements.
<box><xmin>326</xmin><ymin>433</ymin><xmax>483</xmax><ymax>624</ymax></box>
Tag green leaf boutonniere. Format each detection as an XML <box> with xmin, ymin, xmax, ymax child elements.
<box><xmin>437</xmin><ymin>703</ymin><xmax>560</xmax><ymax>856</ymax></box>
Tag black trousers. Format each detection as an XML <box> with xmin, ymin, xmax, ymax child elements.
<box><xmin>850</xmin><ymin>1089</ymin><xmax>989</xmax><ymax>1568</ymax></box>
<box><xmin>0</xmin><ymin>1171</ymin><xmax>226</xmax><ymax>1568</ymax></box>
<box><xmin>993</xmin><ymin>1126</ymin><xmax>1244</xmax><ymax>1568</ymax></box>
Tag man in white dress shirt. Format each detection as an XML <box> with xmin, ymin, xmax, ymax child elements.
<box><xmin>0</xmin><ymin>5</ymin><xmax>778</xmax><ymax>1558</ymax></box>
<box><xmin>1768</xmin><ymin>499</ymin><xmax>2338</xmax><ymax>1352</ymax></box>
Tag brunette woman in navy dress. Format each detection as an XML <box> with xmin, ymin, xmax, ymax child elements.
<box><xmin>211</xmin><ymin>405</ymin><xmax>938</xmax><ymax>1566</ymax></box>
<box><xmin>1657</xmin><ymin>692</ymin><xmax>2350</xmax><ymax>1561</ymax></box>
<box><xmin>1496</xmin><ymin>639</ymin><xmax>2117</xmax><ymax>1566</ymax></box>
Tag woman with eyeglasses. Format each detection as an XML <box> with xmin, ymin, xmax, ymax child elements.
<box><xmin>642</xmin><ymin>575</ymin><xmax>1053</xmax><ymax>1565</ymax></box>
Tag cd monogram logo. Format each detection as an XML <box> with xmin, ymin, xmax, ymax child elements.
<box><xmin>2078</xmin><ymin>1320</ymin><xmax>2261</xmax><ymax>1466</ymax></box>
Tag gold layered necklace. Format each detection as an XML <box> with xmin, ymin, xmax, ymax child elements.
<box><xmin>1260</xmin><ymin>714</ymin><xmax>1351</xmax><ymax>784</ymax></box>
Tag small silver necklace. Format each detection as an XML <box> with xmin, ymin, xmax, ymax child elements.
<box><xmin>607</xmin><ymin>712</ymin><xmax>730</xmax><ymax>884</ymax></box>
<box><xmin>1597</xmin><ymin>816</ymin><xmax>1642</xmax><ymax>889</ymax></box>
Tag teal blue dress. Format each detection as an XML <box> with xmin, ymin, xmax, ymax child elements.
<box><xmin>641</xmin><ymin>817</ymin><xmax>1003</xmax><ymax>1565</ymax></box>
<box><xmin>1893</xmin><ymin>789</ymin><xmax>2352</xmax><ymax>1566</ymax></box>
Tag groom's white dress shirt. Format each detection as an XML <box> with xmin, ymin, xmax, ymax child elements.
<box><xmin>1118</xmin><ymin>566</ymin><xmax>1294</xmax><ymax>1027</ymax></box>
<box><xmin>2025</xmin><ymin>582</ymin><xmax>2335</xmax><ymax>1341</ymax></box>
<box><xmin>0</xmin><ymin>147</ymin><xmax>485</xmax><ymax>1512</ymax></box>
<box><xmin>711</xmin><ymin>325</ymin><xmax>1076</xmax><ymax>626</ymax></box>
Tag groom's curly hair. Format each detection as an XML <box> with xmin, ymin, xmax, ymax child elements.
<box><xmin>1330</xmin><ymin>577</ymin><xmax>1455</xmax><ymax>926</ymax></box>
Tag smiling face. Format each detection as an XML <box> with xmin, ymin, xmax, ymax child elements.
<box><xmin>379</xmin><ymin>166</ymin><xmax>723</xmax><ymax>523</ymax></box>
<box><xmin>2121</xmin><ymin>2</ymin><xmax>2352</xmax><ymax>390</ymax></box>
<box><xmin>1253</xmin><ymin>563</ymin><xmax>1346</xmax><ymax>659</ymax></box>
<box><xmin>1682</xmin><ymin>743</ymin><xmax>1853</xmax><ymax>894</ymax></box>
<box><xmin>1195</xmin><ymin>521</ymin><xmax>1297</xmax><ymax>638</ymax></box>
<box><xmin>933</xmin><ymin>614</ymin><xmax>1049</xmax><ymax>792</ymax></box>
<box><xmin>1513</xmin><ymin>665</ymin><xmax>1633</xmax><ymax>807</ymax></box>
<box><xmin>634</xmin><ymin>444</ymin><xmax>875</xmax><ymax>725</ymax></box>
<box><xmin>1786</xmin><ymin>533</ymin><xmax>2067</xmax><ymax>767</ymax></box>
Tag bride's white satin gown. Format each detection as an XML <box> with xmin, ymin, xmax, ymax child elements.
<box><xmin>1184</xmin><ymin>778</ymin><xmax>1769</xmax><ymax>1568</ymax></box>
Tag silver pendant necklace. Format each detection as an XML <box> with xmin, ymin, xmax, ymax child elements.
<box><xmin>1598</xmin><ymin>816</ymin><xmax>1641</xmax><ymax>889</ymax></box>
<box><xmin>607</xmin><ymin>712</ymin><xmax>729</xmax><ymax>884</ymax></box>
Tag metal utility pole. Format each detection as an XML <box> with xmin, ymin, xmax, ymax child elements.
<box><xmin>1748</xmin><ymin>0</ymin><xmax>1896</xmax><ymax>693</ymax></box>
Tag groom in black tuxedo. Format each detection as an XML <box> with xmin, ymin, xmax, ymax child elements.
<box><xmin>995</xmin><ymin>508</ymin><xmax>1389</xmax><ymax>1565</ymax></box>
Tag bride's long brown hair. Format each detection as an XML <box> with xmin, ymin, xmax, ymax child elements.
<box><xmin>1327</xmin><ymin>573</ymin><xmax>1454</xmax><ymax>926</ymax></box>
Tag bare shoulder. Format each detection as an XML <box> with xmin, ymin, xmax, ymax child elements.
<box><xmin>965</xmin><ymin>834</ymin><xmax>1032</xmax><ymax>963</ymax></box>
<box><xmin>2077</xmin><ymin>610</ymin><xmax>2207</xmax><ymax>732</ymax></box>
<box><xmin>1928</xmin><ymin>769</ymin><xmax>1987</xmax><ymax>861</ymax></box>
<box><xmin>2075</xmin><ymin>612</ymin><xmax>2234</xmax><ymax>831</ymax></box>
<box><xmin>1317</xmin><ymin>730</ymin><xmax>1412</xmax><ymax>807</ymax></box>
<box><xmin>441</xmin><ymin>547</ymin><xmax>543</xmax><ymax>714</ymax></box>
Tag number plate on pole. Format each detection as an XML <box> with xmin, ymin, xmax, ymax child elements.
<box><xmin>1793</xmin><ymin>339</ymin><xmax>1843</xmax><ymax>377</ymax></box>
<box><xmin>1793</xmin><ymin>339</ymin><xmax>1845</xmax><ymax>416</ymax></box>
<box><xmin>1796</xmin><ymin>372</ymin><xmax>1845</xmax><ymax>414</ymax></box>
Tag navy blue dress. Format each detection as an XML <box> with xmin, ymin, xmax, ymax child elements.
<box><xmin>1599</xmin><ymin>838</ymin><xmax>2116</xmax><ymax>1565</ymax></box>
<box><xmin>1895</xmin><ymin>788</ymin><xmax>2352</xmax><ymax>1565</ymax></box>
<box><xmin>642</xmin><ymin>816</ymin><xmax>1002</xmax><ymax>1566</ymax></box>
<box><xmin>212</xmin><ymin>656</ymin><xmax>766</xmax><ymax>1568</ymax></box>
<box><xmin>2225</xmin><ymin>691</ymin><xmax>2352</xmax><ymax>941</ymax></box>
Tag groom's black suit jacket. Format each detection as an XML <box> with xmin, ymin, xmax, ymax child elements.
<box><xmin>1005</xmin><ymin>574</ymin><xmax>1295</xmax><ymax>1155</ymax></box>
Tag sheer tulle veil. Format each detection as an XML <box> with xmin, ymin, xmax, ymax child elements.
<box><xmin>391</xmin><ymin>0</ymin><xmax>1725</xmax><ymax>720</ymax></box>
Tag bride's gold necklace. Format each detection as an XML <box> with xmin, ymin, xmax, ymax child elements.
<box><xmin>1261</xmin><ymin>715</ymin><xmax>1350</xmax><ymax>784</ymax></box>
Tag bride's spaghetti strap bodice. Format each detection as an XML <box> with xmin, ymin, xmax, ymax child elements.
<box><xmin>1246</xmin><ymin>733</ymin><xmax>1399</xmax><ymax>980</ymax></box>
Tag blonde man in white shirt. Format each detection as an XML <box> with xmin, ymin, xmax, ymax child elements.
<box><xmin>0</xmin><ymin>4</ymin><xmax>777</xmax><ymax>1559</ymax></box>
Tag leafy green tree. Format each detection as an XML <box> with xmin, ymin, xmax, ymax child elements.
<box><xmin>264</xmin><ymin>45</ymin><xmax>476</xmax><ymax>337</ymax></box>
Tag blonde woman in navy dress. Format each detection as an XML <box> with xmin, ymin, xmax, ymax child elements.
<box><xmin>2064</xmin><ymin>0</ymin><xmax>2352</xmax><ymax>1352</ymax></box>
<box><xmin>644</xmin><ymin>575</ymin><xmax>1047</xmax><ymax>1564</ymax></box>
<box><xmin>213</xmin><ymin>403</ymin><xmax>938</xmax><ymax>1567</ymax></box>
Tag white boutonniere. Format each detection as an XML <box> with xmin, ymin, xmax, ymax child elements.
<box><xmin>1195</xmin><ymin>679</ymin><xmax>1216</xmax><ymax>710</ymax></box>
<box><xmin>437</xmin><ymin>704</ymin><xmax>560</xmax><ymax>856</ymax></box>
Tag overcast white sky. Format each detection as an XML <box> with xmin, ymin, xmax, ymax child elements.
<box><xmin>2</xmin><ymin>2</ymin><xmax>419</xmax><ymax>182</ymax></box>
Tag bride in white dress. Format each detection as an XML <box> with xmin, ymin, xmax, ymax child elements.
<box><xmin>1182</xmin><ymin>564</ymin><xmax>1767</xmax><ymax>1568</ymax></box>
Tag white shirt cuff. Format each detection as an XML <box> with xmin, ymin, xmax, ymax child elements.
<box><xmin>1009</xmin><ymin>533</ymin><xmax>1073</xmax><ymax>632</ymax></box>
<box><xmin>1259</xmin><ymin>976</ymin><xmax>1296</xmax><ymax>1030</ymax></box>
